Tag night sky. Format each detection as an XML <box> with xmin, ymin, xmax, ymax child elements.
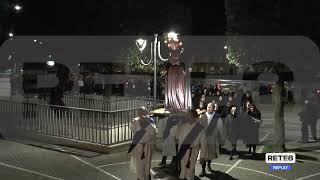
<box><xmin>10</xmin><ymin>0</ymin><xmax>225</xmax><ymax>35</ymax></box>
<box><xmin>2</xmin><ymin>0</ymin><xmax>320</xmax><ymax>44</ymax></box>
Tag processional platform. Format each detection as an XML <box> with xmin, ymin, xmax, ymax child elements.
<box><xmin>150</xmin><ymin>108</ymin><xmax>171</xmax><ymax>118</ymax></box>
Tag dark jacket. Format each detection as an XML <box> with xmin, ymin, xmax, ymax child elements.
<box><xmin>225</xmin><ymin>113</ymin><xmax>241</xmax><ymax>144</ymax></box>
<box><xmin>242</xmin><ymin>110</ymin><xmax>261</xmax><ymax>145</ymax></box>
<box><xmin>298</xmin><ymin>103</ymin><xmax>319</xmax><ymax>122</ymax></box>
<box><xmin>221</xmin><ymin>105</ymin><xmax>232</xmax><ymax>119</ymax></box>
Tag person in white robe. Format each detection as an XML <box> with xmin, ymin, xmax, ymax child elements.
<box><xmin>176</xmin><ymin>109</ymin><xmax>207</xmax><ymax>180</ymax></box>
<box><xmin>199</xmin><ymin>103</ymin><xmax>221</xmax><ymax>177</ymax></box>
<box><xmin>158</xmin><ymin>113</ymin><xmax>181</xmax><ymax>166</ymax></box>
<box><xmin>129</xmin><ymin>107</ymin><xmax>157</xmax><ymax>180</ymax></box>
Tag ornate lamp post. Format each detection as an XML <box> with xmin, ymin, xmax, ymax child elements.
<box><xmin>136</xmin><ymin>33</ymin><xmax>179</xmax><ymax>107</ymax></box>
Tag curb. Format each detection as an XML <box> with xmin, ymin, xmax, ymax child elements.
<box><xmin>2</xmin><ymin>129</ymin><xmax>130</xmax><ymax>154</ymax></box>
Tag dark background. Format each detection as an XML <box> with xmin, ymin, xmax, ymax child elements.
<box><xmin>0</xmin><ymin>1</ymin><xmax>314</xmax><ymax>34</ymax></box>
<box><xmin>1</xmin><ymin>0</ymin><xmax>320</xmax><ymax>45</ymax></box>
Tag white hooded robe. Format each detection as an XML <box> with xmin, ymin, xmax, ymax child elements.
<box><xmin>130</xmin><ymin>117</ymin><xmax>157</xmax><ymax>180</ymax></box>
<box><xmin>177</xmin><ymin>122</ymin><xmax>207</xmax><ymax>180</ymax></box>
<box><xmin>158</xmin><ymin>116</ymin><xmax>180</xmax><ymax>156</ymax></box>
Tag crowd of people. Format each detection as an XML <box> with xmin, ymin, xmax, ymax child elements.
<box><xmin>128</xmin><ymin>81</ymin><xmax>320</xmax><ymax>180</ymax></box>
<box><xmin>191</xmin><ymin>81</ymin><xmax>245</xmax><ymax>111</ymax></box>
<box><xmin>128</xmin><ymin>84</ymin><xmax>263</xmax><ymax>180</ymax></box>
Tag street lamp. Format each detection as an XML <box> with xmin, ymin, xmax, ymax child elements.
<box><xmin>136</xmin><ymin>33</ymin><xmax>176</xmax><ymax>107</ymax></box>
<box><xmin>8</xmin><ymin>32</ymin><xmax>14</xmax><ymax>37</ymax></box>
<box><xmin>136</xmin><ymin>39</ymin><xmax>147</xmax><ymax>52</ymax></box>
<box><xmin>47</xmin><ymin>54</ymin><xmax>55</xmax><ymax>67</ymax></box>
<box><xmin>14</xmin><ymin>4</ymin><xmax>22</xmax><ymax>12</ymax></box>
<box><xmin>47</xmin><ymin>60</ymin><xmax>55</xmax><ymax>67</ymax></box>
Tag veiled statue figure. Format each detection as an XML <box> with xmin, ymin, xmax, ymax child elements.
<box><xmin>161</xmin><ymin>33</ymin><xmax>188</xmax><ymax>110</ymax></box>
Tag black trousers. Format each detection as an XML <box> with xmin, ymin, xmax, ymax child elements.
<box><xmin>200</xmin><ymin>160</ymin><xmax>212</xmax><ymax>166</ymax></box>
<box><xmin>301</xmin><ymin>119</ymin><xmax>310</xmax><ymax>141</ymax></box>
<box><xmin>310</xmin><ymin>118</ymin><xmax>318</xmax><ymax>139</ymax></box>
<box><xmin>169</xmin><ymin>144</ymin><xmax>180</xmax><ymax>173</ymax></box>
<box><xmin>230</xmin><ymin>144</ymin><xmax>237</xmax><ymax>156</ymax></box>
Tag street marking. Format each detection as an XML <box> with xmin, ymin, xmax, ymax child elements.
<box><xmin>98</xmin><ymin>162</ymin><xmax>131</xmax><ymax>168</ymax></box>
<box><xmin>150</xmin><ymin>168</ymin><xmax>161</xmax><ymax>180</ymax></box>
<box><xmin>98</xmin><ymin>160</ymin><xmax>288</xmax><ymax>180</ymax></box>
<box><xmin>211</xmin><ymin>162</ymin><xmax>232</xmax><ymax>167</ymax></box>
<box><xmin>54</xmin><ymin>146</ymin><xmax>121</xmax><ymax>180</ymax></box>
<box><xmin>263</xmin><ymin>122</ymin><xmax>300</xmax><ymax>128</ymax></box>
<box><xmin>0</xmin><ymin>162</ymin><xmax>64</xmax><ymax>180</ymax></box>
<box><xmin>258</xmin><ymin>132</ymin><xmax>271</xmax><ymax>153</ymax></box>
<box><xmin>226</xmin><ymin>160</ymin><xmax>242</xmax><ymax>174</ymax></box>
<box><xmin>150</xmin><ymin>168</ymin><xmax>156</xmax><ymax>175</ymax></box>
<box><xmin>99</xmin><ymin>160</ymin><xmax>234</xmax><ymax>168</ymax></box>
<box><xmin>71</xmin><ymin>155</ymin><xmax>121</xmax><ymax>180</ymax></box>
<box><xmin>237</xmin><ymin>166</ymin><xmax>287</xmax><ymax>180</ymax></box>
<box><xmin>297</xmin><ymin>159</ymin><xmax>320</xmax><ymax>164</ymax></box>
<box><xmin>262</xmin><ymin>120</ymin><xmax>300</xmax><ymax>123</ymax></box>
<box><xmin>263</xmin><ymin>118</ymin><xmax>275</xmax><ymax>121</ymax></box>
<box><xmin>296</xmin><ymin>172</ymin><xmax>320</xmax><ymax>180</ymax></box>
<box><xmin>98</xmin><ymin>160</ymin><xmax>178</xmax><ymax>168</ymax></box>
<box><xmin>260</xmin><ymin>132</ymin><xmax>271</xmax><ymax>142</ymax></box>
<box><xmin>226</xmin><ymin>132</ymin><xmax>271</xmax><ymax>174</ymax></box>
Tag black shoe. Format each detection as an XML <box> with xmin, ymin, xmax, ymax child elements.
<box><xmin>310</xmin><ymin>140</ymin><xmax>316</xmax><ymax>143</ymax></box>
<box><xmin>168</xmin><ymin>162</ymin><xmax>176</xmax><ymax>169</ymax></box>
<box><xmin>168</xmin><ymin>165</ymin><xmax>178</xmax><ymax>174</ymax></box>
<box><xmin>159</xmin><ymin>161</ymin><xmax>166</xmax><ymax>166</ymax></box>
<box><xmin>298</xmin><ymin>140</ymin><xmax>308</xmax><ymax>144</ymax></box>
<box><xmin>159</xmin><ymin>156</ymin><xmax>167</xmax><ymax>166</ymax></box>
<box><xmin>229</xmin><ymin>156</ymin><xmax>233</xmax><ymax>160</ymax></box>
<box><xmin>199</xmin><ymin>169</ymin><xmax>206</xmax><ymax>177</ymax></box>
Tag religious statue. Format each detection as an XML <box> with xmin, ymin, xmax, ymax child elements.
<box><xmin>161</xmin><ymin>33</ymin><xmax>187</xmax><ymax>110</ymax></box>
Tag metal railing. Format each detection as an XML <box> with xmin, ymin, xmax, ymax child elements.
<box><xmin>25</xmin><ymin>96</ymin><xmax>164</xmax><ymax>111</ymax></box>
<box><xmin>0</xmin><ymin>95</ymin><xmax>164</xmax><ymax>146</ymax></box>
<box><xmin>0</xmin><ymin>99</ymin><xmax>145</xmax><ymax>145</ymax></box>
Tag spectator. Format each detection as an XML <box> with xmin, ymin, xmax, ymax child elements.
<box><xmin>241</xmin><ymin>91</ymin><xmax>253</xmax><ymax>110</ymax></box>
<box><xmin>298</xmin><ymin>99</ymin><xmax>319</xmax><ymax>143</ymax></box>
<box><xmin>225</xmin><ymin>106</ymin><xmax>241</xmax><ymax>160</ymax></box>
<box><xmin>243</xmin><ymin>103</ymin><xmax>262</xmax><ymax>158</ymax></box>
<box><xmin>196</xmin><ymin>101</ymin><xmax>207</xmax><ymax>116</ymax></box>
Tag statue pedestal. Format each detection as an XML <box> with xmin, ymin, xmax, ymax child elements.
<box><xmin>150</xmin><ymin>108</ymin><xmax>171</xmax><ymax>118</ymax></box>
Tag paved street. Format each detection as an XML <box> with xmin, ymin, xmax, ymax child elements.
<box><xmin>0</xmin><ymin>104</ymin><xmax>319</xmax><ymax>180</ymax></box>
